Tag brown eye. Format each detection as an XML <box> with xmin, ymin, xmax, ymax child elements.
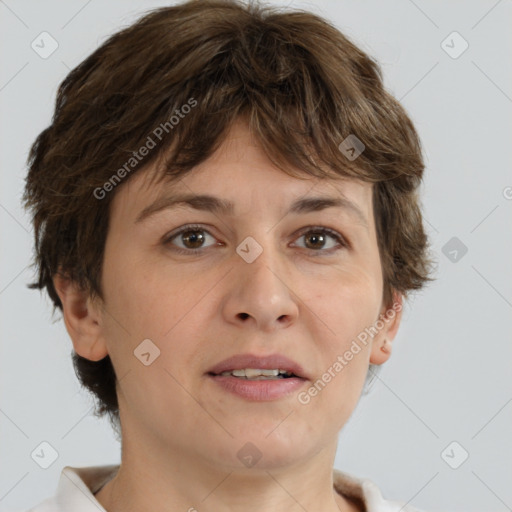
<box><xmin>293</xmin><ymin>227</ymin><xmax>346</xmax><ymax>253</ymax></box>
<box><xmin>303</xmin><ymin>232</ymin><xmax>328</xmax><ymax>250</ymax></box>
<box><xmin>180</xmin><ymin>229</ymin><xmax>206</xmax><ymax>249</ymax></box>
<box><xmin>164</xmin><ymin>225</ymin><xmax>217</xmax><ymax>253</ymax></box>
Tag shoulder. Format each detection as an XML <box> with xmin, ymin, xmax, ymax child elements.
<box><xmin>333</xmin><ymin>468</ymin><xmax>428</xmax><ymax>512</ymax></box>
<box><xmin>19</xmin><ymin>496</ymin><xmax>57</xmax><ymax>512</ymax></box>
<box><xmin>21</xmin><ymin>464</ymin><xmax>119</xmax><ymax>512</ymax></box>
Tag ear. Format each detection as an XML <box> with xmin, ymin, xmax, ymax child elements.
<box><xmin>53</xmin><ymin>273</ymin><xmax>109</xmax><ymax>362</ymax></box>
<box><xmin>369</xmin><ymin>291</ymin><xmax>403</xmax><ymax>366</ymax></box>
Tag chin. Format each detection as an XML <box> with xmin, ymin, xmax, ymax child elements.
<box><xmin>208</xmin><ymin>425</ymin><xmax>313</xmax><ymax>471</ymax></box>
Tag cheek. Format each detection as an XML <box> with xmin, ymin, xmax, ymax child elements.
<box><xmin>99</xmin><ymin>260</ymin><xmax>209</xmax><ymax>414</ymax></box>
<box><xmin>101</xmin><ymin>248</ymin><xmax>180</xmax><ymax>332</ymax></box>
<box><xmin>300</xmin><ymin>265</ymin><xmax>381</xmax><ymax>406</ymax></box>
<box><xmin>302</xmin><ymin>279</ymin><xmax>377</xmax><ymax>429</ymax></box>
<box><xmin>100</xmin><ymin>252</ymin><xmax>226</xmax><ymax>369</ymax></box>
<box><xmin>309</xmin><ymin>264</ymin><xmax>383</xmax><ymax>343</ymax></box>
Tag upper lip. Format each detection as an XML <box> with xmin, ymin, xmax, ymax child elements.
<box><xmin>207</xmin><ymin>353</ymin><xmax>308</xmax><ymax>379</ymax></box>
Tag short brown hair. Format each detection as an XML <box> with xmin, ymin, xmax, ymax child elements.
<box><xmin>23</xmin><ymin>0</ymin><xmax>433</xmax><ymax>430</ymax></box>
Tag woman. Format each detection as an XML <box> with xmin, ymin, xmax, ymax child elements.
<box><xmin>23</xmin><ymin>1</ymin><xmax>433</xmax><ymax>510</ymax></box>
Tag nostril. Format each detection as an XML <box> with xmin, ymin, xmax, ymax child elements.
<box><xmin>238</xmin><ymin>313</ymin><xmax>249</xmax><ymax>320</ymax></box>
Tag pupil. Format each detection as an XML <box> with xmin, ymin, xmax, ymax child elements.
<box><xmin>306</xmin><ymin>233</ymin><xmax>324</xmax><ymax>249</ymax></box>
<box><xmin>184</xmin><ymin>230</ymin><xmax>204</xmax><ymax>248</ymax></box>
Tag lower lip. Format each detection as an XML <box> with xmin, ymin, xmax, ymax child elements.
<box><xmin>208</xmin><ymin>375</ymin><xmax>306</xmax><ymax>401</ymax></box>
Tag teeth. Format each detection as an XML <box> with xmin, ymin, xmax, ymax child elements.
<box><xmin>219</xmin><ymin>368</ymin><xmax>294</xmax><ymax>378</ymax></box>
<box><xmin>245</xmin><ymin>368</ymin><xmax>279</xmax><ymax>378</ymax></box>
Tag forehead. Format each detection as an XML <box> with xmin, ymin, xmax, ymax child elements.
<box><xmin>109</xmin><ymin>118</ymin><xmax>374</xmax><ymax>226</ymax></box>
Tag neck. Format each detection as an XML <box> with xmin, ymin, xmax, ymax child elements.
<box><xmin>94</xmin><ymin>438</ymin><xmax>361</xmax><ymax>512</ymax></box>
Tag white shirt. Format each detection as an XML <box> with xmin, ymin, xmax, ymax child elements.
<box><xmin>22</xmin><ymin>465</ymin><xmax>426</xmax><ymax>512</ymax></box>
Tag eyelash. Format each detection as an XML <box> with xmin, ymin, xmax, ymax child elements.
<box><xmin>162</xmin><ymin>224</ymin><xmax>348</xmax><ymax>256</ymax></box>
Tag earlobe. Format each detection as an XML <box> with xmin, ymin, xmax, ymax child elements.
<box><xmin>53</xmin><ymin>273</ymin><xmax>109</xmax><ymax>362</ymax></box>
<box><xmin>369</xmin><ymin>291</ymin><xmax>404</xmax><ymax>366</ymax></box>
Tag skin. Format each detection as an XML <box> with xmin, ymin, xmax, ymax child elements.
<box><xmin>54</xmin><ymin>117</ymin><xmax>402</xmax><ymax>512</ymax></box>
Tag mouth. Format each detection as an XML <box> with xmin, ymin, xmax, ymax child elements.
<box><xmin>207</xmin><ymin>353</ymin><xmax>308</xmax><ymax>380</ymax></box>
<box><xmin>206</xmin><ymin>353</ymin><xmax>308</xmax><ymax>401</ymax></box>
<box><xmin>208</xmin><ymin>368</ymin><xmax>299</xmax><ymax>380</ymax></box>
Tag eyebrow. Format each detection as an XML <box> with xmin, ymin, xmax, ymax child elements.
<box><xmin>135</xmin><ymin>193</ymin><xmax>368</xmax><ymax>227</ymax></box>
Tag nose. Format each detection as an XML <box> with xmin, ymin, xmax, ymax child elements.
<box><xmin>221</xmin><ymin>241</ymin><xmax>299</xmax><ymax>333</ymax></box>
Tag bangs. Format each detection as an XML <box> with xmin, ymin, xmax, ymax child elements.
<box><xmin>92</xmin><ymin>7</ymin><xmax>409</xmax><ymax>194</ymax></box>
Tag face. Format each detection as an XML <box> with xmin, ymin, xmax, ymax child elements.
<box><xmin>66</xmin><ymin>118</ymin><xmax>400</xmax><ymax>471</ymax></box>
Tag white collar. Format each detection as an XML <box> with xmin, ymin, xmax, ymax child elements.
<box><xmin>30</xmin><ymin>464</ymin><xmax>425</xmax><ymax>512</ymax></box>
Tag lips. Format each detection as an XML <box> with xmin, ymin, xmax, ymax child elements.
<box><xmin>207</xmin><ymin>353</ymin><xmax>308</xmax><ymax>380</ymax></box>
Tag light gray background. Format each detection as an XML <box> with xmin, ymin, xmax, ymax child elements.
<box><xmin>1</xmin><ymin>1</ymin><xmax>511</xmax><ymax>511</ymax></box>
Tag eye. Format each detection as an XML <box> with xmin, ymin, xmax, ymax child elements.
<box><xmin>163</xmin><ymin>224</ymin><xmax>347</xmax><ymax>255</ymax></box>
<box><xmin>292</xmin><ymin>226</ymin><xmax>347</xmax><ymax>254</ymax></box>
<box><xmin>163</xmin><ymin>224</ymin><xmax>219</xmax><ymax>254</ymax></box>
